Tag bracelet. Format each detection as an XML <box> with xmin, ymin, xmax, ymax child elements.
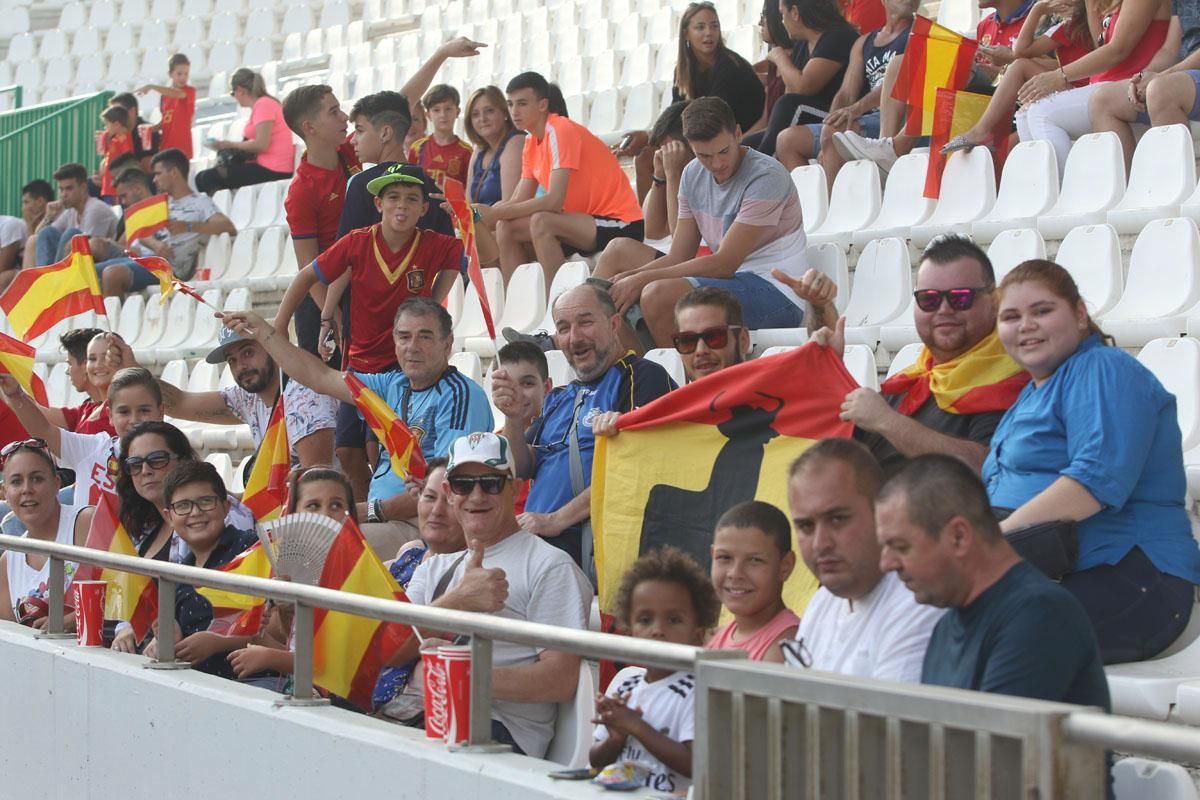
<box><xmin>1059</xmin><ymin>66</ymin><xmax>1069</xmax><ymax>83</ymax></box>
<box><xmin>651</xmin><ymin>175</ymin><xmax>667</xmax><ymax>186</ymax></box>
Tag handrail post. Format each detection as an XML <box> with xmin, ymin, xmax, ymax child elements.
<box><xmin>276</xmin><ymin>602</ymin><xmax>328</xmax><ymax>707</ymax></box>
<box><xmin>144</xmin><ymin>578</ymin><xmax>190</xmax><ymax>670</ymax></box>
<box><xmin>34</xmin><ymin>557</ymin><xmax>72</xmax><ymax>640</ymax></box>
<box><xmin>450</xmin><ymin>634</ymin><xmax>510</xmax><ymax>753</ymax></box>
<box><xmin>692</xmin><ymin>648</ymin><xmax>750</xmax><ymax>800</ymax></box>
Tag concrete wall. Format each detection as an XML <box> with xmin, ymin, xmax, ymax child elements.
<box><xmin>0</xmin><ymin>625</ymin><xmax>605</xmax><ymax>800</ymax></box>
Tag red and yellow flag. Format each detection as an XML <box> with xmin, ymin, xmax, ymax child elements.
<box><xmin>123</xmin><ymin>193</ymin><xmax>170</xmax><ymax>244</ymax></box>
<box><xmin>77</xmin><ymin>493</ymin><xmax>157</xmax><ymax>642</ymax></box>
<box><xmin>344</xmin><ymin>373</ymin><xmax>427</xmax><ymax>481</ymax></box>
<box><xmin>593</xmin><ymin>344</ymin><xmax>859</xmax><ymax>614</ymax></box>
<box><xmin>893</xmin><ymin>16</ymin><xmax>979</xmax><ymax>136</ymax></box>
<box><xmin>881</xmin><ymin>330</ymin><xmax>1029</xmax><ymax>415</ymax></box>
<box><xmin>0</xmin><ymin>332</ymin><xmax>48</xmax><ymax>405</ymax></box>
<box><xmin>443</xmin><ymin>178</ymin><xmax>497</xmax><ymax>342</ymax></box>
<box><xmin>241</xmin><ymin>395</ymin><xmax>290</xmax><ymax>521</ymax></box>
<box><xmin>197</xmin><ymin>542</ymin><xmax>274</xmax><ymax>635</ymax></box>
<box><xmin>924</xmin><ymin>88</ymin><xmax>1010</xmax><ymax>198</ymax></box>
<box><xmin>313</xmin><ymin>516</ymin><xmax>412</xmax><ymax>711</ymax></box>
<box><xmin>0</xmin><ymin>235</ymin><xmax>105</xmax><ymax>342</ymax></box>
<box><xmin>128</xmin><ymin>254</ymin><xmax>174</xmax><ymax>301</ymax></box>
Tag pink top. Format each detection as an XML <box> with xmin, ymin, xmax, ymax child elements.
<box><xmin>244</xmin><ymin>95</ymin><xmax>295</xmax><ymax>174</ymax></box>
<box><xmin>707</xmin><ymin>607</ymin><xmax>801</xmax><ymax>661</ymax></box>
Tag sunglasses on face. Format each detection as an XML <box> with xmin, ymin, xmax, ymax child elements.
<box><xmin>671</xmin><ymin>325</ymin><xmax>741</xmax><ymax>355</ymax></box>
<box><xmin>447</xmin><ymin>475</ymin><xmax>509</xmax><ymax>496</ymax></box>
<box><xmin>167</xmin><ymin>495</ymin><xmax>221</xmax><ymax>516</ymax></box>
<box><xmin>0</xmin><ymin>438</ymin><xmax>50</xmax><ymax>468</ymax></box>
<box><xmin>912</xmin><ymin>287</ymin><xmax>992</xmax><ymax>313</ymax></box>
<box><xmin>122</xmin><ymin>450</ymin><xmax>178</xmax><ymax>475</ymax></box>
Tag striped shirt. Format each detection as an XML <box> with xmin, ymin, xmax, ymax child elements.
<box><xmin>677</xmin><ymin>147</ymin><xmax>808</xmax><ymax>306</ymax></box>
<box><xmin>354</xmin><ymin>366</ymin><xmax>494</xmax><ymax>503</ymax></box>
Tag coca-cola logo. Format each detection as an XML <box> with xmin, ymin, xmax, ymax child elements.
<box><xmin>425</xmin><ymin>659</ymin><xmax>449</xmax><ymax>734</ymax></box>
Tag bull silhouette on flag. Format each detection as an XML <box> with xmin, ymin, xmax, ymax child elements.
<box><xmin>593</xmin><ymin>344</ymin><xmax>860</xmax><ymax>616</ymax></box>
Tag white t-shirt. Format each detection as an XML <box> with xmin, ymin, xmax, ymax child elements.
<box><xmin>51</xmin><ymin>196</ymin><xmax>118</xmax><ymax>240</ymax></box>
<box><xmin>795</xmin><ymin>571</ymin><xmax>945</xmax><ymax>683</ymax></box>
<box><xmin>131</xmin><ymin>191</ymin><xmax>219</xmax><ymax>275</ymax></box>
<box><xmin>407</xmin><ymin>530</ymin><xmax>592</xmax><ymax>758</ymax></box>
<box><xmin>0</xmin><ymin>216</ymin><xmax>26</xmax><ymax>248</ymax></box>
<box><xmin>58</xmin><ymin>431</ymin><xmax>118</xmax><ymax>509</ymax></box>
<box><xmin>219</xmin><ymin>380</ymin><xmax>337</xmax><ymax>468</ymax></box>
<box><xmin>593</xmin><ymin>667</ymin><xmax>696</xmax><ymax>795</ymax></box>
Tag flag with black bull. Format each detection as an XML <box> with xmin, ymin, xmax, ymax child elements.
<box><xmin>592</xmin><ymin>344</ymin><xmax>860</xmax><ymax>614</ymax></box>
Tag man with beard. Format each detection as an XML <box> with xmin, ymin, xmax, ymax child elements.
<box><xmin>491</xmin><ymin>284</ymin><xmax>676</xmax><ymax>577</ymax></box>
<box><xmin>119</xmin><ymin>327</ymin><xmax>336</xmax><ymax>467</ymax></box>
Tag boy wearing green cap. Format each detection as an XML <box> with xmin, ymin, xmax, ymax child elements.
<box><xmin>274</xmin><ymin>163</ymin><xmax>463</xmax><ymax>375</ymax></box>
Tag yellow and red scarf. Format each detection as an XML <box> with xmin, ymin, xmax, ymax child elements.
<box><xmin>881</xmin><ymin>330</ymin><xmax>1029</xmax><ymax>416</ymax></box>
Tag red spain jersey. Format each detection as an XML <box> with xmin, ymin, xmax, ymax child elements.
<box><xmin>285</xmin><ymin>141</ymin><xmax>363</xmax><ymax>253</ymax></box>
<box><xmin>101</xmin><ymin>132</ymin><xmax>134</xmax><ymax>197</ymax></box>
<box><xmin>407</xmin><ymin>135</ymin><xmax>473</xmax><ymax>187</ymax></box>
<box><xmin>313</xmin><ymin>224</ymin><xmax>463</xmax><ymax>372</ymax></box>
<box><xmin>159</xmin><ymin>86</ymin><xmax>196</xmax><ymax>157</ymax></box>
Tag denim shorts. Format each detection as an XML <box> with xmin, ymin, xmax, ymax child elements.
<box><xmin>1135</xmin><ymin>69</ymin><xmax>1200</xmax><ymax>124</ymax></box>
<box><xmin>806</xmin><ymin>109</ymin><xmax>882</xmax><ymax>157</ymax></box>
<box><xmin>95</xmin><ymin>257</ymin><xmax>163</xmax><ymax>291</ymax></box>
<box><xmin>686</xmin><ymin>272</ymin><xmax>803</xmax><ymax>329</ymax></box>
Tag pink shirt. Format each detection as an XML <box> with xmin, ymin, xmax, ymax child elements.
<box><xmin>244</xmin><ymin>96</ymin><xmax>294</xmax><ymax>174</ymax></box>
<box><xmin>707</xmin><ymin>607</ymin><xmax>800</xmax><ymax>661</ymax></box>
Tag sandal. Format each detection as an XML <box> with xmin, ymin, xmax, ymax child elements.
<box><xmin>940</xmin><ymin>135</ymin><xmax>979</xmax><ymax>155</ymax></box>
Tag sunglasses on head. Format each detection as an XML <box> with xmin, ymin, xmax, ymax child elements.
<box><xmin>912</xmin><ymin>287</ymin><xmax>991</xmax><ymax>313</ymax></box>
<box><xmin>123</xmin><ymin>450</ymin><xmax>178</xmax><ymax>475</ymax></box>
<box><xmin>447</xmin><ymin>474</ymin><xmax>509</xmax><ymax>496</ymax></box>
<box><xmin>671</xmin><ymin>325</ymin><xmax>741</xmax><ymax>355</ymax></box>
<box><xmin>0</xmin><ymin>438</ymin><xmax>50</xmax><ymax>468</ymax></box>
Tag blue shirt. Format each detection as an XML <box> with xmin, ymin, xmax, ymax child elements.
<box><xmin>922</xmin><ymin>561</ymin><xmax>1110</xmax><ymax>710</ymax></box>
<box><xmin>469</xmin><ymin>130</ymin><xmax>523</xmax><ymax>206</ymax></box>
<box><xmin>983</xmin><ymin>336</ymin><xmax>1200</xmax><ymax>582</ymax></box>
<box><xmin>355</xmin><ymin>367</ymin><xmax>494</xmax><ymax>503</ymax></box>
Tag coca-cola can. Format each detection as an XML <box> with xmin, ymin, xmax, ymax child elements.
<box><xmin>420</xmin><ymin>647</ymin><xmax>448</xmax><ymax>741</ymax></box>
<box><xmin>73</xmin><ymin>581</ymin><xmax>107</xmax><ymax>647</ymax></box>
<box><xmin>94</xmin><ymin>130</ymin><xmax>106</xmax><ymax>156</ymax></box>
<box><xmin>439</xmin><ymin>644</ymin><xmax>472</xmax><ymax>745</ymax></box>
<box><xmin>138</xmin><ymin>123</ymin><xmax>155</xmax><ymax>151</ymax></box>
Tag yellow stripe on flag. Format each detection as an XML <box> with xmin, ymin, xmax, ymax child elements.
<box><xmin>196</xmin><ymin>544</ymin><xmax>273</xmax><ymax>611</ymax></box>
<box><xmin>241</xmin><ymin>395</ymin><xmax>290</xmax><ymax>521</ymax></box>
<box><xmin>0</xmin><ymin>235</ymin><xmax>104</xmax><ymax>341</ymax></box>
<box><xmin>312</xmin><ymin>552</ymin><xmax>398</xmax><ymax>697</ymax></box>
<box><xmin>0</xmin><ymin>332</ymin><xmax>48</xmax><ymax>404</ymax></box>
<box><xmin>124</xmin><ymin>193</ymin><xmax>170</xmax><ymax>244</ymax></box>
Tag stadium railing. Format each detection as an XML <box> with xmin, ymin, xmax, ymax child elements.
<box><xmin>4</xmin><ymin>531</ymin><xmax>1199</xmax><ymax>799</ymax></box>
<box><xmin>0</xmin><ymin>84</ymin><xmax>22</xmax><ymax>111</ymax></box>
<box><xmin>0</xmin><ymin>90</ymin><xmax>111</xmax><ymax>218</ymax></box>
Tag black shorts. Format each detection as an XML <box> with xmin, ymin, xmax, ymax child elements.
<box><xmin>565</xmin><ymin>217</ymin><xmax>645</xmax><ymax>257</ymax></box>
<box><xmin>335</xmin><ymin>400</ymin><xmax>368</xmax><ymax>449</ymax></box>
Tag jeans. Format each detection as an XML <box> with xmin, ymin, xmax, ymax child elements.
<box><xmin>35</xmin><ymin>226</ymin><xmax>82</xmax><ymax>266</ymax></box>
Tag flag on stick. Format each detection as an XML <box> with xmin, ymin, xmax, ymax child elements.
<box><xmin>123</xmin><ymin>193</ymin><xmax>170</xmax><ymax>244</ymax></box>
<box><xmin>241</xmin><ymin>395</ymin><xmax>290</xmax><ymax>521</ymax></box>
<box><xmin>344</xmin><ymin>373</ymin><xmax>427</xmax><ymax>481</ymax></box>
<box><xmin>0</xmin><ymin>332</ymin><xmax>48</xmax><ymax>405</ymax></box>
<box><xmin>0</xmin><ymin>235</ymin><xmax>105</xmax><ymax>341</ymax></box>
<box><xmin>892</xmin><ymin>16</ymin><xmax>979</xmax><ymax>137</ymax></box>
<box><xmin>77</xmin><ymin>493</ymin><xmax>157</xmax><ymax>642</ymax></box>
<box><xmin>312</xmin><ymin>516</ymin><xmax>412</xmax><ymax>711</ymax></box>
<box><xmin>443</xmin><ymin>178</ymin><xmax>497</xmax><ymax>343</ymax></box>
<box><xmin>126</xmin><ymin>254</ymin><xmax>175</xmax><ymax>301</ymax></box>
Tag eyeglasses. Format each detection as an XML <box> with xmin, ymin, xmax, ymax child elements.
<box><xmin>167</xmin><ymin>495</ymin><xmax>221</xmax><ymax>515</ymax></box>
<box><xmin>446</xmin><ymin>475</ymin><xmax>508</xmax><ymax>496</ymax></box>
<box><xmin>912</xmin><ymin>287</ymin><xmax>992</xmax><ymax>313</ymax></box>
<box><xmin>671</xmin><ymin>325</ymin><xmax>741</xmax><ymax>355</ymax></box>
<box><xmin>779</xmin><ymin>638</ymin><xmax>813</xmax><ymax>669</ymax></box>
<box><xmin>0</xmin><ymin>438</ymin><xmax>50</xmax><ymax>468</ymax></box>
<box><xmin>122</xmin><ymin>450</ymin><xmax>178</xmax><ymax>475</ymax></box>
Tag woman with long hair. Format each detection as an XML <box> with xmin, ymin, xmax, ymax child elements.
<box><xmin>464</xmin><ymin>86</ymin><xmax>526</xmax><ymax>208</ymax></box>
<box><xmin>195</xmin><ymin>67</ymin><xmax>295</xmax><ymax>194</ymax></box>
<box><xmin>986</xmin><ymin>260</ymin><xmax>1200</xmax><ymax>663</ymax></box>
<box><xmin>673</xmin><ymin>1</ymin><xmax>766</xmax><ymax>132</ymax></box>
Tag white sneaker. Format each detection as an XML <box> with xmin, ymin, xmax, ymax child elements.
<box><xmin>832</xmin><ymin>131</ymin><xmax>899</xmax><ymax>174</ymax></box>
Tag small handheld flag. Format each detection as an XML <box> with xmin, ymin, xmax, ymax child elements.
<box><xmin>0</xmin><ymin>235</ymin><xmax>105</xmax><ymax>341</ymax></box>
<box><xmin>77</xmin><ymin>493</ymin><xmax>158</xmax><ymax>642</ymax></box>
<box><xmin>126</xmin><ymin>254</ymin><xmax>175</xmax><ymax>302</ymax></box>
<box><xmin>197</xmin><ymin>542</ymin><xmax>274</xmax><ymax>635</ymax></box>
<box><xmin>123</xmin><ymin>193</ymin><xmax>170</xmax><ymax>244</ymax></box>
<box><xmin>892</xmin><ymin>16</ymin><xmax>979</xmax><ymax>137</ymax></box>
<box><xmin>241</xmin><ymin>394</ymin><xmax>291</xmax><ymax>521</ymax></box>
<box><xmin>0</xmin><ymin>332</ymin><xmax>48</xmax><ymax>405</ymax></box>
<box><xmin>344</xmin><ymin>373</ymin><xmax>427</xmax><ymax>481</ymax></box>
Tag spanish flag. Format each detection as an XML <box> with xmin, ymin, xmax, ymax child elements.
<box><xmin>77</xmin><ymin>493</ymin><xmax>157</xmax><ymax>642</ymax></box>
<box><xmin>443</xmin><ymin>178</ymin><xmax>497</xmax><ymax>342</ymax></box>
<box><xmin>0</xmin><ymin>235</ymin><xmax>105</xmax><ymax>342</ymax></box>
<box><xmin>344</xmin><ymin>373</ymin><xmax>427</xmax><ymax>481</ymax></box>
<box><xmin>881</xmin><ymin>330</ymin><xmax>1030</xmax><ymax>415</ymax></box>
<box><xmin>893</xmin><ymin>16</ymin><xmax>978</xmax><ymax>137</ymax></box>
<box><xmin>242</xmin><ymin>395</ymin><xmax>290</xmax><ymax>521</ymax></box>
<box><xmin>197</xmin><ymin>542</ymin><xmax>274</xmax><ymax>635</ymax></box>
<box><xmin>0</xmin><ymin>332</ymin><xmax>48</xmax><ymax>405</ymax></box>
<box><xmin>128</xmin><ymin>254</ymin><xmax>175</xmax><ymax>300</ymax></box>
<box><xmin>592</xmin><ymin>344</ymin><xmax>859</xmax><ymax>615</ymax></box>
<box><xmin>313</xmin><ymin>516</ymin><xmax>412</xmax><ymax>711</ymax></box>
<box><xmin>123</xmin><ymin>193</ymin><xmax>170</xmax><ymax>245</ymax></box>
<box><xmin>924</xmin><ymin>88</ymin><xmax>1010</xmax><ymax>198</ymax></box>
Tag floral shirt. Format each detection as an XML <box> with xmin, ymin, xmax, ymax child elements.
<box><xmin>220</xmin><ymin>379</ymin><xmax>336</xmax><ymax>468</ymax></box>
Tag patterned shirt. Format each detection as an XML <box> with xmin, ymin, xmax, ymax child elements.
<box><xmin>219</xmin><ymin>379</ymin><xmax>337</xmax><ymax>468</ymax></box>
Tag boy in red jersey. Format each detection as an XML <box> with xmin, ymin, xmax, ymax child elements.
<box><xmin>139</xmin><ymin>53</ymin><xmax>196</xmax><ymax>158</ymax></box>
<box><xmin>274</xmin><ymin>164</ymin><xmax>462</xmax><ymax>376</ymax></box>
<box><xmin>407</xmin><ymin>84</ymin><xmax>473</xmax><ymax>187</ymax></box>
<box><xmin>98</xmin><ymin>106</ymin><xmax>134</xmax><ymax>202</ymax></box>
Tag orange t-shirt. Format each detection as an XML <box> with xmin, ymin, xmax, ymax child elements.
<box><xmin>521</xmin><ymin>114</ymin><xmax>643</xmax><ymax>223</ymax></box>
<box><xmin>101</xmin><ymin>132</ymin><xmax>134</xmax><ymax>197</ymax></box>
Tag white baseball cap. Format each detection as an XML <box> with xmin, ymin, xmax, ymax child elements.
<box><xmin>446</xmin><ymin>432</ymin><xmax>515</xmax><ymax>478</ymax></box>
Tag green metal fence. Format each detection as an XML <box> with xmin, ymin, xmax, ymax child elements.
<box><xmin>0</xmin><ymin>85</ymin><xmax>22</xmax><ymax>112</ymax></box>
<box><xmin>0</xmin><ymin>90</ymin><xmax>113</xmax><ymax>218</ymax></box>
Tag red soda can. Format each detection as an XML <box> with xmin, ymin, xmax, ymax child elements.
<box><xmin>94</xmin><ymin>130</ymin><xmax>106</xmax><ymax>156</ymax></box>
<box><xmin>73</xmin><ymin>580</ymin><xmax>107</xmax><ymax>647</ymax></box>
<box><xmin>420</xmin><ymin>647</ymin><xmax>448</xmax><ymax>740</ymax></box>
<box><xmin>439</xmin><ymin>644</ymin><xmax>472</xmax><ymax>745</ymax></box>
<box><xmin>138</xmin><ymin>123</ymin><xmax>155</xmax><ymax>151</ymax></box>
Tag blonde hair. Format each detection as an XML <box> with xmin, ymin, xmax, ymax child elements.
<box><xmin>229</xmin><ymin>68</ymin><xmax>272</xmax><ymax>101</ymax></box>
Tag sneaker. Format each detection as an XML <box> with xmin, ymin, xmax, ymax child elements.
<box><xmin>832</xmin><ymin>131</ymin><xmax>899</xmax><ymax>174</ymax></box>
<box><xmin>502</xmin><ymin>327</ymin><xmax>555</xmax><ymax>352</ymax></box>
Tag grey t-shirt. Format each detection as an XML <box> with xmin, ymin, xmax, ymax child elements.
<box><xmin>406</xmin><ymin>530</ymin><xmax>592</xmax><ymax>757</ymax></box>
<box><xmin>1176</xmin><ymin>0</ymin><xmax>1200</xmax><ymax>56</ymax></box>
<box><xmin>51</xmin><ymin>196</ymin><xmax>118</xmax><ymax>240</ymax></box>
<box><xmin>132</xmin><ymin>191</ymin><xmax>219</xmax><ymax>277</ymax></box>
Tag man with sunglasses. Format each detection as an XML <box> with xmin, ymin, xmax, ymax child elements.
<box><xmin>402</xmin><ymin>432</ymin><xmax>592</xmax><ymax>758</ymax></box>
<box><xmin>814</xmin><ymin>236</ymin><xmax>1029</xmax><ymax>471</ymax></box>
<box><xmin>672</xmin><ymin>286</ymin><xmax>751</xmax><ymax>381</ymax></box>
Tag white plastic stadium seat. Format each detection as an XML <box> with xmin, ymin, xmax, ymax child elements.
<box><xmin>1136</xmin><ymin>337</ymin><xmax>1200</xmax><ymax>452</ymax></box>
<box><xmin>886</xmin><ymin>342</ymin><xmax>924</xmax><ymax>378</ymax></box>
<box><xmin>465</xmin><ymin>263</ymin><xmax>546</xmax><ymax>357</ymax></box>
<box><xmin>137</xmin><ymin>294</ymin><xmax>195</xmax><ymax>363</ymax></box>
<box><xmin>851</xmin><ymin>153</ymin><xmax>936</xmax><ymax>247</ymax></box>
<box><xmin>1106</xmin><ymin>602</ymin><xmax>1200</xmax><ymax>720</ymax></box>
<box><xmin>1055</xmin><ymin>224</ymin><xmax>1124</xmax><ymax>317</ymax></box>
<box><xmin>158</xmin><ymin>289</ymin><xmax>225</xmax><ymax>362</ymax></box>
<box><xmin>448</xmin><ymin>351</ymin><xmax>483</xmax><ymax>384</ymax></box>
<box><xmin>116</xmin><ymin>294</ymin><xmax>146</xmax><ymax>343</ymax></box>
<box><xmin>452</xmin><ymin>269</ymin><xmax>506</xmax><ymax>343</ymax></box>
<box><xmin>1037</xmin><ymin>132</ymin><xmax>1126</xmax><ymax>240</ymax></box>
<box><xmin>1112</xmin><ymin>757</ymin><xmax>1199</xmax><ymax>800</ymax></box>
<box><xmin>841</xmin><ymin>237</ymin><xmax>911</xmax><ymax>347</ymax></box>
<box><xmin>1107</xmin><ymin>124</ymin><xmax>1197</xmax><ymax>235</ymax></box>
<box><xmin>971</xmin><ymin>140</ymin><xmax>1058</xmax><ymax>244</ymax></box>
<box><xmin>204</xmin><ymin>453</ymin><xmax>235</xmax><ymax>488</ymax></box>
<box><xmin>806</xmin><ymin>159</ymin><xmax>881</xmax><ymax>250</ymax></box>
<box><xmin>533</xmin><ymin>260</ymin><xmax>592</xmax><ymax>337</ymax></box>
<box><xmin>644</xmin><ymin>348</ymin><xmax>686</xmax><ymax>386</ymax></box>
<box><xmin>545</xmin><ymin>661</ymin><xmax>597</xmax><ymax>768</ymax></box>
<box><xmin>987</xmin><ymin>228</ymin><xmax>1046</xmax><ymax>282</ymax></box>
<box><xmin>45</xmin><ymin>363</ymin><xmax>72</xmax><ymax>407</ymax></box>
<box><xmin>909</xmin><ymin>148</ymin><xmax>997</xmax><ymax>248</ymax></box>
<box><xmin>790</xmin><ymin>165</ymin><xmax>828</xmax><ymax>234</ymax></box>
<box><xmin>806</xmin><ymin>243</ymin><xmax>849</xmax><ymax>314</ymax></box>
<box><xmin>228</xmin><ymin>186</ymin><xmax>258</xmax><ymax>231</ymax></box>
<box><xmin>1101</xmin><ymin>217</ymin><xmax>1200</xmax><ymax>345</ymax></box>
<box><xmin>844</xmin><ymin>344</ymin><xmax>879</xmax><ymax>390</ymax></box>
<box><xmin>545</xmin><ymin>350</ymin><xmax>576</xmax><ymax>387</ymax></box>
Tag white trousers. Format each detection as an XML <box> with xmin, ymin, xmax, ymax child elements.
<box><xmin>1016</xmin><ymin>82</ymin><xmax>1107</xmax><ymax>177</ymax></box>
